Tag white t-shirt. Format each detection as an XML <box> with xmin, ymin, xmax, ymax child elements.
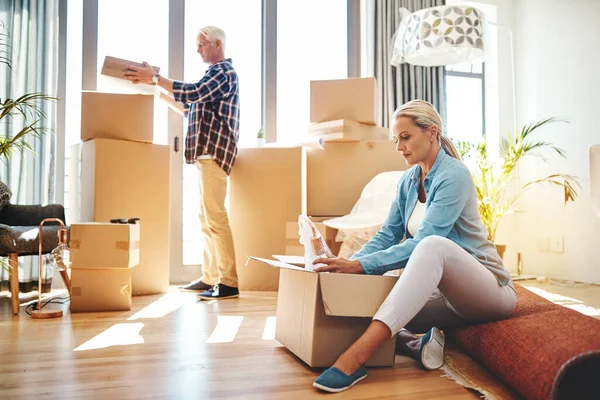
<box><xmin>407</xmin><ymin>200</ymin><xmax>426</xmax><ymax>237</ymax></box>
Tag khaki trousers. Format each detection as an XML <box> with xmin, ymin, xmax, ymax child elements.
<box><xmin>196</xmin><ymin>159</ymin><xmax>238</xmax><ymax>288</ymax></box>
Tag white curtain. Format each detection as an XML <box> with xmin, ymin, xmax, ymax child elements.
<box><xmin>0</xmin><ymin>0</ymin><xmax>59</xmax><ymax>292</ymax></box>
<box><xmin>364</xmin><ymin>0</ymin><xmax>446</xmax><ymax>128</ymax></box>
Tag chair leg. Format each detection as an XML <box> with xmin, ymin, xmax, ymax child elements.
<box><xmin>8</xmin><ymin>253</ymin><xmax>19</xmax><ymax>315</ymax></box>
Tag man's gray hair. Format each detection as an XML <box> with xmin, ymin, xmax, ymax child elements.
<box><xmin>199</xmin><ymin>26</ymin><xmax>226</xmax><ymax>50</ymax></box>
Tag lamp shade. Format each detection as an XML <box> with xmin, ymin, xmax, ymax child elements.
<box><xmin>391</xmin><ymin>6</ymin><xmax>487</xmax><ymax>67</ymax></box>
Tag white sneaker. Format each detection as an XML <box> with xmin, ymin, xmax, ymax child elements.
<box><xmin>419</xmin><ymin>327</ymin><xmax>445</xmax><ymax>370</ymax></box>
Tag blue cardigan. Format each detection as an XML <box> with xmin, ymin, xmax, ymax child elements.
<box><xmin>351</xmin><ymin>147</ymin><xmax>513</xmax><ymax>288</ymax></box>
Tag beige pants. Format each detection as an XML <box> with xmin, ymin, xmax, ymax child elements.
<box><xmin>196</xmin><ymin>159</ymin><xmax>238</xmax><ymax>288</ymax></box>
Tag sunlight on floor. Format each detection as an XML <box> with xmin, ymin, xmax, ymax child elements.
<box><xmin>524</xmin><ymin>286</ymin><xmax>600</xmax><ymax>317</ymax></box>
<box><xmin>127</xmin><ymin>292</ymin><xmax>186</xmax><ymax>321</ymax></box>
<box><xmin>205</xmin><ymin>316</ymin><xmax>244</xmax><ymax>344</ymax></box>
<box><xmin>74</xmin><ymin>322</ymin><xmax>145</xmax><ymax>351</ymax></box>
<box><xmin>262</xmin><ymin>316</ymin><xmax>276</xmax><ymax>340</ymax></box>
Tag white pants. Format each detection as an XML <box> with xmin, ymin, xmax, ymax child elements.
<box><xmin>373</xmin><ymin>235</ymin><xmax>517</xmax><ymax>335</ymax></box>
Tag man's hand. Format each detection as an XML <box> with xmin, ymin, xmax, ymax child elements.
<box><xmin>122</xmin><ymin>62</ymin><xmax>158</xmax><ymax>85</ymax></box>
<box><xmin>313</xmin><ymin>257</ymin><xmax>364</xmax><ymax>274</ymax></box>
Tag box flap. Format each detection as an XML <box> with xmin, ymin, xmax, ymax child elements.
<box><xmin>246</xmin><ymin>256</ymin><xmax>313</xmax><ymax>273</ymax></box>
<box><xmin>319</xmin><ymin>273</ymin><xmax>398</xmax><ymax>317</ymax></box>
<box><xmin>272</xmin><ymin>255</ymin><xmax>305</xmax><ymax>267</ymax></box>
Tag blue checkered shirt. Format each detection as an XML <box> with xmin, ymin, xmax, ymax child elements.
<box><xmin>172</xmin><ymin>58</ymin><xmax>240</xmax><ymax>175</ymax></box>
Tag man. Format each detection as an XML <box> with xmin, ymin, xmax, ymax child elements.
<box><xmin>123</xmin><ymin>26</ymin><xmax>240</xmax><ymax>300</ymax></box>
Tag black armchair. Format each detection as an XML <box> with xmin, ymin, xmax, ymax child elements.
<box><xmin>0</xmin><ymin>203</ymin><xmax>66</xmax><ymax>315</ymax></box>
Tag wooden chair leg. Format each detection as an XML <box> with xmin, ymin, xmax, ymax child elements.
<box><xmin>8</xmin><ymin>253</ymin><xmax>19</xmax><ymax>315</ymax></box>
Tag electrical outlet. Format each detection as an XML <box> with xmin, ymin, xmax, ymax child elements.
<box><xmin>538</xmin><ymin>237</ymin><xmax>550</xmax><ymax>252</ymax></box>
<box><xmin>550</xmin><ymin>235</ymin><xmax>564</xmax><ymax>253</ymax></box>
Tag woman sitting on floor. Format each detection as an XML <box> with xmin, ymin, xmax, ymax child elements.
<box><xmin>311</xmin><ymin>99</ymin><xmax>517</xmax><ymax>393</ymax></box>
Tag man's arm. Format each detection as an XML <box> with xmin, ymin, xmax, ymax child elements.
<box><xmin>158</xmin><ymin>91</ymin><xmax>185</xmax><ymax>116</ymax></box>
<box><xmin>122</xmin><ymin>62</ymin><xmax>186</xmax><ymax>115</ymax></box>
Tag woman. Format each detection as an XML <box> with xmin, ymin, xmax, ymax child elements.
<box><xmin>312</xmin><ymin>100</ymin><xmax>517</xmax><ymax>393</ymax></box>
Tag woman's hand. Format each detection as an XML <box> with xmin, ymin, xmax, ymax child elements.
<box><xmin>313</xmin><ymin>257</ymin><xmax>365</xmax><ymax>274</ymax></box>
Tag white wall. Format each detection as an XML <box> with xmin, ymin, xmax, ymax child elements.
<box><xmin>450</xmin><ymin>0</ymin><xmax>522</xmax><ymax>271</ymax></box>
<box><xmin>513</xmin><ymin>0</ymin><xmax>600</xmax><ymax>282</ymax></box>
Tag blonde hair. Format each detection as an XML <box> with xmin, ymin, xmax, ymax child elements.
<box><xmin>392</xmin><ymin>100</ymin><xmax>461</xmax><ymax>160</ymax></box>
<box><xmin>199</xmin><ymin>26</ymin><xmax>226</xmax><ymax>50</ymax></box>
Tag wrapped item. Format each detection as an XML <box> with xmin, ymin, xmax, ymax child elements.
<box><xmin>337</xmin><ymin>228</ymin><xmax>381</xmax><ymax>259</ymax></box>
<box><xmin>324</xmin><ymin>171</ymin><xmax>404</xmax><ymax>258</ymax></box>
<box><xmin>298</xmin><ymin>214</ymin><xmax>334</xmax><ymax>270</ymax></box>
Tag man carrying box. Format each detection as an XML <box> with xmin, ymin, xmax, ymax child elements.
<box><xmin>123</xmin><ymin>26</ymin><xmax>239</xmax><ymax>300</ymax></box>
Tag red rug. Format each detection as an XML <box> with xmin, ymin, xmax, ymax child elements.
<box><xmin>445</xmin><ymin>286</ymin><xmax>600</xmax><ymax>400</ymax></box>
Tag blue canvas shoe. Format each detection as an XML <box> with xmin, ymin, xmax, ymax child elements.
<box><xmin>313</xmin><ymin>365</ymin><xmax>367</xmax><ymax>393</ymax></box>
<box><xmin>419</xmin><ymin>327</ymin><xmax>445</xmax><ymax>370</ymax></box>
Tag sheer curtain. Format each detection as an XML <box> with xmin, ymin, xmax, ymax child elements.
<box><xmin>0</xmin><ymin>0</ymin><xmax>59</xmax><ymax>292</ymax></box>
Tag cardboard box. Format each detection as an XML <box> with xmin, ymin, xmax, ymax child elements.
<box><xmin>229</xmin><ymin>147</ymin><xmax>306</xmax><ymax>291</ymax></box>
<box><xmin>69</xmin><ymin>222</ymin><xmax>140</xmax><ymax>269</ymax></box>
<box><xmin>285</xmin><ymin>218</ymin><xmax>341</xmax><ymax>257</ymax></box>
<box><xmin>307</xmin><ymin>141</ymin><xmax>408</xmax><ymax>216</ymax></box>
<box><xmin>70</xmin><ymin>268</ymin><xmax>132</xmax><ymax>312</ymax></box>
<box><xmin>248</xmin><ymin>257</ymin><xmax>397</xmax><ymax>367</ymax></box>
<box><xmin>69</xmin><ymin>139</ymin><xmax>170</xmax><ymax>295</ymax></box>
<box><xmin>81</xmin><ymin>91</ymin><xmax>154</xmax><ymax>143</ymax></box>
<box><xmin>309</xmin><ymin>120</ymin><xmax>389</xmax><ymax>142</ymax></box>
<box><xmin>310</xmin><ymin>77</ymin><xmax>378</xmax><ymax>125</ymax></box>
<box><xmin>101</xmin><ymin>56</ymin><xmax>160</xmax><ymax>80</ymax></box>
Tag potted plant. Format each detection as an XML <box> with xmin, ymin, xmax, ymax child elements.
<box><xmin>457</xmin><ymin>118</ymin><xmax>580</xmax><ymax>259</ymax></box>
<box><xmin>256</xmin><ymin>127</ymin><xmax>266</xmax><ymax>147</ymax></box>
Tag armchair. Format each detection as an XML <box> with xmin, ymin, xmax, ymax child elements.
<box><xmin>0</xmin><ymin>203</ymin><xmax>66</xmax><ymax>314</ymax></box>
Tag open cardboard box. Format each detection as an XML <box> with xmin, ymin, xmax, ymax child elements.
<box><xmin>247</xmin><ymin>255</ymin><xmax>398</xmax><ymax>368</ymax></box>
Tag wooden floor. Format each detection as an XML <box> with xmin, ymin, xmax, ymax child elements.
<box><xmin>0</xmin><ymin>281</ymin><xmax>598</xmax><ymax>399</ymax></box>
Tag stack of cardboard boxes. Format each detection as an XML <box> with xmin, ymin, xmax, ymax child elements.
<box><xmin>69</xmin><ymin>92</ymin><xmax>171</xmax><ymax>299</ymax></box>
<box><xmin>230</xmin><ymin>77</ymin><xmax>406</xmax><ymax>368</ymax></box>
<box><xmin>286</xmin><ymin>78</ymin><xmax>401</xmax><ymax>259</ymax></box>
<box><xmin>69</xmin><ymin>222</ymin><xmax>140</xmax><ymax>312</ymax></box>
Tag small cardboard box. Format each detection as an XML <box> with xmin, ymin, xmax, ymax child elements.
<box><xmin>81</xmin><ymin>91</ymin><xmax>154</xmax><ymax>143</ymax></box>
<box><xmin>70</xmin><ymin>268</ymin><xmax>132</xmax><ymax>313</ymax></box>
<box><xmin>70</xmin><ymin>222</ymin><xmax>140</xmax><ymax>269</ymax></box>
<box><xmin>310</xmin><ymin>77</ymin><xmax>378</xmax><ymax>125</ymax></box>
<box><xmin>101</xmin><ymin>56</ymin><xmax>160</xmax><ymax>80</ymax></box>
<box><xmin>248</xmin><ymin>256</ymin><xmax>397</xmax><ymax>368</ymax></box>
<box><xmin>309</xmin><ymin>120</ymin><xmax>389</xmax><ymax>142</ymax></box>
<box><xmin>285</xmin><ymin>218</ymin><xmax>341</xmax><ymax>257</ymax></box>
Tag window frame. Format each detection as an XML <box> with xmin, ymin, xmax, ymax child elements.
<box><xmin>444</xmin><ymin>63</ymin><xmax>486</xmax><ymax>140</ymax></box>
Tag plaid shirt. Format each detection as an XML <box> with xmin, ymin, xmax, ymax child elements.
<box><xmin>172</xmin><ymin>58</ymin><xmax>240</xmax><ymax>175</ymax></box>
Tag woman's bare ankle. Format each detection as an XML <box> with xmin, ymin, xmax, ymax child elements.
<box><xmin>332</xmin><ymin>352</ymin><xmax>364</xmax><ymax>375</ymax></box>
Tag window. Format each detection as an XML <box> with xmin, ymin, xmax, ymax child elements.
<box><xmin>63</xmin><ymin>0</ymin><xmax>83</xmax><ymax>220</ymax></box>
<box><xmin>97</xmin><ymin>0</ymin><xmax>170</xmax><ymax>145</ymax></box>
<box><xmin>445</xmin><ymin>62</ymin><xmax>485</xmax><ymax>144</ymax></box>
<box><xmin>276</xmin><ymin>0</ymin><xmax>348</xmax><ymax>144</ymax></box>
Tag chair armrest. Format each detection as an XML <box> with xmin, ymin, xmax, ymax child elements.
<box><xmin>0</xmin><ymin>203</ymin><xmax>66</xmax><ymax>226</ymax></box>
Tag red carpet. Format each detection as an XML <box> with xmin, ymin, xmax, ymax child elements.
<box><xmin>445</xmin><ymin>285</ymin><xmax>600</xmax><ymax>400</ymax></box>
